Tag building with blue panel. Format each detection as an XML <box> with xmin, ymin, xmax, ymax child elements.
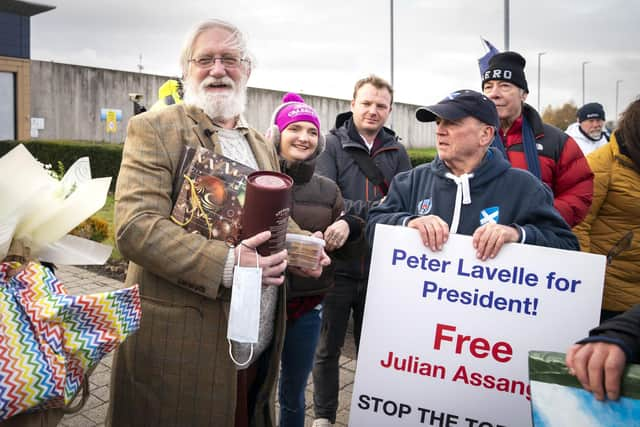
<box><xmin>0</xmin><ymin>1</ymin><xmax>54</xmax><ymax>140</ymax></box>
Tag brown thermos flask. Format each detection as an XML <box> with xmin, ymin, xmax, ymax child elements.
<box><xmin>240</xmin><ymin>171</ymin><xmax>293</xmax><ymax>256</ymax></box>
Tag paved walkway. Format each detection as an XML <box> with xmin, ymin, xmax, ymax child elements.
<box><xmin>56</xmin><ymin>265</ymin><xmax>357</xmax><ymax>427</ymax></box>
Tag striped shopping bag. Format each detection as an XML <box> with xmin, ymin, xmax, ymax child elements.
<box><xmin>0</xmin><ymin>261</ymin><xmax>141</xmax><ymax>421</ymax></box>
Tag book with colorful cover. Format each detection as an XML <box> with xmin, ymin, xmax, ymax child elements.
<box><xmin>170</xmin><ymin>146</ymin><xmax>254</xmax><ymax>245</ymax></box>
<box><xmin>529</xmin><ymin>351</ymin><xmax>640</xmax><ymax>426</ymax></box>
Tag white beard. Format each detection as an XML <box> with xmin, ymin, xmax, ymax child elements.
<box><xmin>587</xmin><ymin>129</ymin><xmax>603</xmax><ymax>140</ymax></box>
<box><xmin>183</xmin><ymin>75</ymin><xmax>247</xmax><ymax>120</ymax></box>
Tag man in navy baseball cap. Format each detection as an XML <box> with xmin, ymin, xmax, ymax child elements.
<box><xmin>366</xmin><ymin>87</ymin><xmax>578</xmax><ymax>264</ymax></box>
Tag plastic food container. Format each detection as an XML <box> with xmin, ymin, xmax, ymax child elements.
<box><xmin>285</xmin><ymin>233</ymin><xmax>325</xmax><ymax>270</ymax></box>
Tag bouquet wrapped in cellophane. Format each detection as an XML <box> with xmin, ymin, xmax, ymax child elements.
<box><xmin>0</xmin><ymin>144</ymin><xmax>113</xmax><ymax>265</ymax></box>
<box><xmin>0</xmin><ymin>144</ymin><xmax>142</xmax><ymax>421</ymax></box>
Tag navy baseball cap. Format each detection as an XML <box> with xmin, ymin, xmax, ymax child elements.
<box><xmin>416</xmin><ymin>89</ymin><xmax>499</xmax><ymax>127</ymax></box>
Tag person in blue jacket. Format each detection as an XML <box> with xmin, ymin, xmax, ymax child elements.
<box><xmin>367</xmin><ymin>89</ymin><xmax>579</xmax><ymax>258</ymax></box>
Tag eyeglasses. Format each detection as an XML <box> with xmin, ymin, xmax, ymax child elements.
<box><xmin>189</xmin><ymin>55</ymin><xmax>247</xmax><ymax>69</ymax></box>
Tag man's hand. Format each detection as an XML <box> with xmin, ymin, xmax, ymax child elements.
<box><xmin>407</xmin><ymin>215</ymin><xmax>449</xmax><ymax>252</ymax></box>
<box><xmin>236</xmin><ymin>231</ymin><xmax>287</xmax><ymax>286</ymax></box>
<box><xmin>566</xmin><ymin>342</ymin><xmax>627</xmax><ymax>401</ymax></box>
<box><xmin>472</xmin><ymin>223</ymin><xmax>519</xmax><ymax>261</ymax></box>
<box><xmin>324</xmin><ymin>219</ymin><xmax>349</xmax><ymax>252</ymax></box>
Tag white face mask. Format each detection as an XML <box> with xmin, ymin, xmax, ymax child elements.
<box><xmin>227</xmin><ymin>248</ymin><xmax>262</xmax><ymax>367</ymax></box>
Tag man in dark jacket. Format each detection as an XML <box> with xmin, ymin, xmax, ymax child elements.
<box><xmin>566</xmin><ymin>305</ymin><xmax>640</xmax><ymax>401</ymax></box>
<box><xmin>482</xmin><ymin>52</ymin><xmax>593</xmax><ymax>227</ymax></box>
<box><xmin>367</xmin><ymin>89</ymin><xmax>578</xmax><ymax>259</ymax></box>
<box><xmin>312</xmin><ymin>75</ymin><xmax>411</xmax><ymax>427</ymax></box>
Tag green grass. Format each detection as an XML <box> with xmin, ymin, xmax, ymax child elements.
<box><xmin>94</xmin><ymin>192</ymin><xmax>115</xmax><ymax>223</ymax></box>
<box><xmin>95</xmin><ymin>193</ymin><xmax>121</xmax><ymax>260</ymax></box>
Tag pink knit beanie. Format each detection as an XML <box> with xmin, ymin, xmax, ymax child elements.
<box><xmin>274</xmin><ymin>93</ymin><xmax>321</xmax><ymax>132</ymax></box>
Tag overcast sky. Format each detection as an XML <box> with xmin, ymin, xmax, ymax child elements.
<box><xmin>31</xmin><ymin>0</ymin><xmax>640</xmax><ymax>123</ymax></box>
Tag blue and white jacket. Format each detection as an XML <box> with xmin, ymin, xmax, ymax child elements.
<box><xmin>367</xmin><ymin>148</ymin><xmax>579</xmax><ymax>251</ymax></box>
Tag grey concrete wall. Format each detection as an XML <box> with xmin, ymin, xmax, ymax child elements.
<box><xmin>30</xmin><ymin>61</ymin><xmax>169</xmax><ymax>142</ymax></box>
<box><xmin>30</xmin><ymin>60</ymin><xmax>435</xmax><ymax>147</ymax></box>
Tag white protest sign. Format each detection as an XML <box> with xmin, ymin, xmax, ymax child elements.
<box><xmin>350</xmin><ymin>224</ymin><xmax>605</xmax><ymax>427</ymax></box>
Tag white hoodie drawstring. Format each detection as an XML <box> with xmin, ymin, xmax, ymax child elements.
<box><xmin>444</xmin><ymin>172</ymin><xmax>473</xmax><ymax>234</ymax></box>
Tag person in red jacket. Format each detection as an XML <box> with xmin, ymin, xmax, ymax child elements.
<box><xmin>482</xmin><ymin>52</ymin><xmax>593</xmax><ymax>227</ymax></box>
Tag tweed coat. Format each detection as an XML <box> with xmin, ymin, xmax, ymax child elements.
<box><xmin>573</xmin><ymin>134</ymin><xmax>640</xmax><ymax>312</ymax></box>
<box><xmin>107</xmin><ymin>104</ymin><xmax>288</xmax><ymax>427</ymax></box>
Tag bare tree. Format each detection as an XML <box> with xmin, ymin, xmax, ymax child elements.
<box><xmin>542</xmin><ymin>102</ymin><xmax>578</xmax><ymax>130</ymax></box>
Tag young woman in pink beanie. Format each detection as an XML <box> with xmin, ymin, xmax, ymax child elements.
<box><xmin>266</xmin><ymin>93</ymin><xmax>364</xmax><ymax>427</ymax></box>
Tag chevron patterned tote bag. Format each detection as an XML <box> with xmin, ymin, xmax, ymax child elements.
<box><xmin>0</xmin><ymin>261</ymin><xmax>141</xmax><ymax>421</ymax></box>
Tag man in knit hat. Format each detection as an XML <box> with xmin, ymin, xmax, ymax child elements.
<box><xmin>312</xmin><ymin>75</ymin><xmax>411</xmax><ymax>427</ymax></box>
<box><xmin>482</xmin><ymin>52</ymin><xmax>594</xmax><ymax>227</ymax></box>
<box><xmin>566</xmin><ymin>102</ymin><xmax>610</xmax><ymax>156</ymax></box>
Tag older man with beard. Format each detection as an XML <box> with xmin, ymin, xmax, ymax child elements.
<box><xmin>107</xmin><ymin>19</ymin><xmax>327</xmax><ymax>427</ymax></box>
<box><xmin>565</xmin><ymin>102</ymin><xmax>610</xmax><ymax>156</ymax></box>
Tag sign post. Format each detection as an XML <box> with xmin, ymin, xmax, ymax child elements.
<box><xmin>106</xmin><ymin>110</ymin><xmax>117</xmax><ymax>133</ymax></box>
<box><xmin>100</xmin><ymin>108</ymin><xmax>122</xmax><ymax>142</ymax></box>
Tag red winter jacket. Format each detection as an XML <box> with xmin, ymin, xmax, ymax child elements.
<box><xmin>498</xmin><ymin>104</ymin><xmax>594</xmax><ymax>227</ymax></box>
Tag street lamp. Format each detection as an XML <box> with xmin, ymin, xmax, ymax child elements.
<box><xmin>389</xmin><ymin>0</ymin><xmax>394</xmax><ymax>129</ymax></box>
<box><xmin>616</xmin><ymin>80</ymin><xmax>623</xmax><ymax>120</ymax></box>
<box><xmin>504</xmin><ymin>0</ymin><xmax>510</xmax><ymax>50</ymax></box>
<box><xmin>390</xmin><ymin>0</ymin><xmax>394</xmax><ymax>89</ymax></box>
<box><xmin>581</xmin><ymin>61</ymin><xmax>590</xmax><ymax>105</ymax></box>
<box><xmin>537</xmin><ymin>52</ymin><xmax>546</xmax><ymax>111</ymax></box>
